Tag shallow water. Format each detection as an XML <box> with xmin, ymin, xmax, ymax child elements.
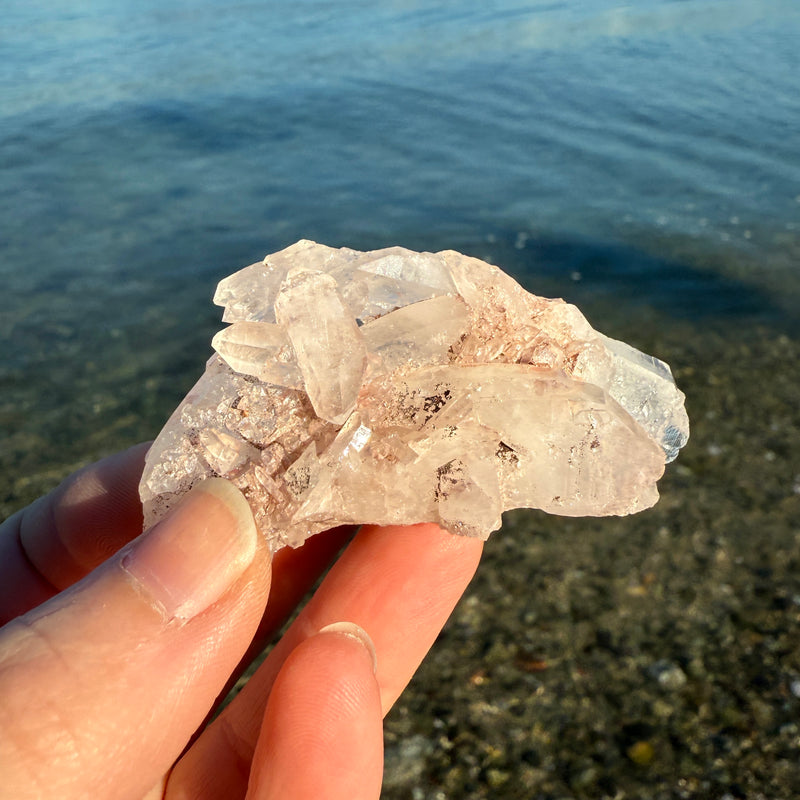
<box><xmin>1</xmin><ymin>0</ymin><xmax>799</xmax><ymax>503</ymax></box>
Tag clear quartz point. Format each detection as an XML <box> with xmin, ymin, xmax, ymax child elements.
<box><xmin>141</xmin><ymin>241</ymin><xmax>689</xmax><ymax>551</ymax></box>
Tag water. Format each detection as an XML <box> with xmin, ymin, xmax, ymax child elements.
<box><xmin>1</xmin><ymin>0</ymin><xmax>799</xmax><ymax>507</ymax></box>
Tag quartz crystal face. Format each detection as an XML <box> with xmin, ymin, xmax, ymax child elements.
<box><xmin>140</xmin><ymin>241</ymin><xmax>690</xmax><ymax>550</ymax></box>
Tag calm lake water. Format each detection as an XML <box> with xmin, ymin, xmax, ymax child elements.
<box><xmin>1</xmin><ymin>0</ymin><xmax>799</xmax><ymax>506</ymax></box>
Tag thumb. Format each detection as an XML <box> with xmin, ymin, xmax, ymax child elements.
<box><xmin>0</xmin><ymin>479</ymin><xmax>271</xmax><ymax>800</ymax></box>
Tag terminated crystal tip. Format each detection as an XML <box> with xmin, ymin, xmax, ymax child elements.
<box><xmin>140</xmin><ymin>241</ymin><xmax>689</xmax><ymax>551</ymax></box>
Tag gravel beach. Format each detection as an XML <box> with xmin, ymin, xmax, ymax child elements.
<box><xmin>3</xmin><ymin>299</ymin><xmax>798</xmax><ymax>799</ymax></box>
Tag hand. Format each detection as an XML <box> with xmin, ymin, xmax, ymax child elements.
<box><xmin>0</xmin><ymin>444</ymin><xmax>483</xmax><ymax>799</ymax></box>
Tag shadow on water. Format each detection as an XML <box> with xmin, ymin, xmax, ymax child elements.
<box><xmin>446</xmin><ymin>230</ymin><xmax>798</xmax><ymax>335</ymax></box>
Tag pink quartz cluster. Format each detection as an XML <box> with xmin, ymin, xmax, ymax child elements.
<box><xmin>140</xmin><ymin>241</ymin><xmax>689</xmax><ymax>550</ymax></box>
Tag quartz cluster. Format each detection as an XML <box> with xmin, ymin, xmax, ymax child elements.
<box><xmin>140</xmin><ymin>240</ymin><xmax>689</xmax><ymax>550</ymax></box>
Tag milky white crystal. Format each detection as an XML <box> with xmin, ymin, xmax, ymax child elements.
<box><xmin>140</xmin><ymin>240</ymin><xmax>689</xmax><ymax>550</ymax></box>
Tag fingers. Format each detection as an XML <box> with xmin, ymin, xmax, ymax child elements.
<box><xmin>243</xmin><ymin>525</ymin><xmax>356</xmax><ymax>662</ymax></box>
<box><xmin>0</xmin><ymin>479</ymin><xmax>271</xmax><ymax>800</ymax></box>
<box><xmin>0</xmin><ymin>443</ymin><xmax>149</xmax><ymax>623</ymax></box>
<box><xmin>195</xmin><ymin>525</ymin><xmax>356</xmax><ymax>734</ymax></box>
<box><xmin>247</xmin><ymin>623</ymin><xmax>383</xmax><ymax>800</ymax></box>
<box><xmin>168</xmin><ymin>522</ymin><xmax>483</xmax><ymax>800</ymax></box>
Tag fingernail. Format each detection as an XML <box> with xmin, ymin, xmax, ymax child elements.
<box><xmin>318</xmin><ymin>621</ymin><xmax>378</xmax><ymax>674</ymax></box>
<box><xmin>121</xmin><ymin>479</ymin><xmax>257</xmax><ymax>621</ymax></box>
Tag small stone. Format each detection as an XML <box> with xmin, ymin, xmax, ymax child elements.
<box><xmin>486</xmin><ymin>768</ymin><xmax>511</xmax><ymax>788</ymax></box>
<box><xmin>627</xmin><ymin>740</ymin><xmax>655</xmax><ymax>765</ymax></box>
<box><xmin>140</xmin><ymin>241</ymin><xmax>690</xmax><ymax>550</ymax></box>
<box><xmin>650</xmin><ymin>660</ymin><xmax>688</xmax><ymax>691</ymax></box>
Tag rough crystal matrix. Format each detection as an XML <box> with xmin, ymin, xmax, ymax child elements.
<box><xmin>140</xmin><ymin>240</ymin><xmax>689</xmax><ymax>550</ymax></box>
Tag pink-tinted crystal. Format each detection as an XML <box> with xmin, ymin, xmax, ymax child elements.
<box><xmin>140</xmin><ymin>241</ymin><xmax>689</xmax><ymax>550</ymax></box>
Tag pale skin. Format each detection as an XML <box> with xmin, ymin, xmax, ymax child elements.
<box><xmin>0</xmin><ymin>443</ymin><xmax>484</xmax><ymax>799</ymax></box>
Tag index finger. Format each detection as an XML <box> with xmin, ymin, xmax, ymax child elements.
<box><xmin>0</xmin><ymin>443</ymin><xmax>149</xmax><ymax>624</ymax></box>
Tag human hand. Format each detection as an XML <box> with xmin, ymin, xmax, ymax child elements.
<box><xmin>0</xmin><ymin>443</ymin><xmax>483</xmax><ymax>799</ymax></box>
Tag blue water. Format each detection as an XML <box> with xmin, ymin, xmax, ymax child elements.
<box><xmin>1</xmin><ymin>0</ymin><xmax>799</xmax><ymax>500</ymax></box>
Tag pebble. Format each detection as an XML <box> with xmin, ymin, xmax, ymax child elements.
<box><xmin>627</xmin><ymin>740</ymin><xmax>655</xmax><ymax>765</ymax></box>
<box><xmin>650</xmin><ymin>660</ymin><xmax>688</xmax><ymax>690</ymax></box>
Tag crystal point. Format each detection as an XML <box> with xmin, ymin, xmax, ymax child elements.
<box><xmin>141</xmin><ymin>241</ymin><xmax>689</xmax><ymax>550</ymax></box>
<box><xmin>274</xmin><ymin>270</ymin><xmax>367</xmax><ymax>425</ymax></box>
